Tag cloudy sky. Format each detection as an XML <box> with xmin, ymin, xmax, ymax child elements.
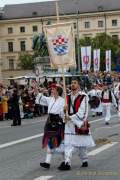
<box><xmin>0</xmin><ymin>0</ymin><xmax>53</xmax><ymax>7</ymax></box>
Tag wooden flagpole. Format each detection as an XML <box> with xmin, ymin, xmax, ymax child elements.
<box><xmin>56</xmin><ymin>0</ymin><xmax>60</xmax><ymax>22</ymax></box>
<box><xmin>55</xmin><ymin>0</ymin><xmax>68</xmax><ymax>116</ymax></box>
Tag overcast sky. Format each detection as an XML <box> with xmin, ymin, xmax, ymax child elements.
<box><xmin>0</xmin><ymin>0</ymin><xmax>53</xmax><ymax>7</ymax></box>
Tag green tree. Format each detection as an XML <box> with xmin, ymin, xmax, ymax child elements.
<box><xmin>18</xmin><ymin>52</ymin><xmax>34</xmax><ymax>70</ymax></box>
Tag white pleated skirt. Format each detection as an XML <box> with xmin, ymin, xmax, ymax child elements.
<box><xmin>65</xmin><ymin>134</ymin><xmax>95</xmax><ymax>147</ymax></box>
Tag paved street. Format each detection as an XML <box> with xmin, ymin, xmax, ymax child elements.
<box><xmin>0</xmin><ymin>112</ymin><xmax>120</xmax><ymax>180</ymax></box>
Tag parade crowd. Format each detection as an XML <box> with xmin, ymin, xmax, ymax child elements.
<box><xmin>0</xmin><ymin>71</ymin><xmax>120</xmax><ymax>170</ymax></box>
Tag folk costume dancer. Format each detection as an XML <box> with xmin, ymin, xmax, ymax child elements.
<box><xmin>101</xmin><ymin>82</ymin><xmax>117</xmax><ymax>125</ymax></box>
<box><xmin>39</xmin><ymin>84</ymin><xmax>65</xmax><ymax>169</ymax></box>
<box><xmin>88</xmin><ymin>84</ymin><xmax>102</xmax><ymax>117</ymax></box>
<box><xmin>58</xmin><ymin>78</ymin><xmax>95</xmax><ymax>171</ymax></box>
<box><xmin>114</xmin><ymin>84</ymin><xmax>120</xmax><ymax>117</ymax></box>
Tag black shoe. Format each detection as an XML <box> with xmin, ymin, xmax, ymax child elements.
<box><xmin>57</xmin><ymin>161</ymin><xmax>65</xmax><ymax>169</ymax></box>
<box><xmin>40</xmin><ymin>162</ymin><xmax>50</xmax><ymax>169</ymax></box>
<box><xmin>58</xmin><ymin>162</ymin><xmax>71</xmax><ymax>171</ymax></box>
<box><xmin>99</xmin><ymin>112</ymin><xmax>102</xmax><ymax>116</ymax></box>
<box><xmin>105</xmin><ymin>122</ymin><xmax>109</xmax><ymax>125</ymax></box>
<box><xmin>96</xmin><ymin>112</ymin><xmax>102</xmax><ymax>116</ymax></box>
<box><xmin>17</xmin><ymin>124</ymin><xmax>21</xmax><ymax>126</ymax></box>
<box><xmin>81</xmin><ymin>161</ymin><xmax>88</xmax><ymax>167</ymax></box>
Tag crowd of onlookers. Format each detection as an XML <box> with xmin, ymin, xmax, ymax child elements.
<box><xmin>0</xmin><ymin>84</ymin><xmax>48</xmax><ymax>122</ymax></box>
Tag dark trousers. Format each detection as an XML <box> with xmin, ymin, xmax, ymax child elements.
<box><xmin>34</xmin><ymin>104</ymin><xmax>41</xmax><ymax>116</ymax></box>
<box><xmin>12</xmin><ymin>108</ymin><xmax>21</xmax><ymax>125</ymax></box>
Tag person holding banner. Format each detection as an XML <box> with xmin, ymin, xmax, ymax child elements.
<box><xmin>39</xmin><ymin>84</ymin><xmax>65</xmax><ymax>169</ymax></box>
<box><xmin>58</xmin><ymin>77</ymin><xmax>95</xmax><ymax>171</ymax></box>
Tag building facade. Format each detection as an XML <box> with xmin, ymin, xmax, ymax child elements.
<box><xmin>0</xmin><ymin>0</ymin><xmax>120</xmax><ymax>78</ymax></box>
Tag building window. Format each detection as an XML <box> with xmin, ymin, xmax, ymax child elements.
<box><xmin>85</xmin><ymin>36</ymin><xmax>91</xmax><ymax>40</ymax></box>
<box><xmin>98</xmin><ymin>20</ymin><xmax>103</xmax><ymax>27</ymax></box>
<box><xmin>8</xmin><ymin>27</ymin><xmax>13</xmax><ymax>34</ymax></box>
<box><xmin>73</xmin><ymin>23</ymin><xmax>77</xmax><ymax>29</ymax></box>
<box><xmin>112</xmin><ymin>35</ymin><xmax>118</xmax><ymax>38</ymax></box>
<box><xmin>84</xmin><ymin>21</ymin><xmax>90</xmax><ymax>28</ymax></box>
<box><xmin>32</xmin><ymin>25</ymin><xmax>38</xmax><ymax>32</ymax></box>
<box><xmin>8</xmin><ymin>42</ymin><xmax>13</xmax><ymax>52</ymax></box>
<box><xmin>20</xmin><ymin>26</ymin><xmax>25</xmax><ymax>33</ymax></box>
<box><xmin>20</xmin><ymin>41</ymin><xmax>26</xmax><ymax>51</ymax></box>
<box><xmin>32</xmin><ymin>11</ymin><xmax>37</xmax><ymax>16</ymax></box>
<box><xmin>9</xmin><ymin>59</ymin><xmax>14</xmax><ymax>70</ymax></box>
<box><xmin>112</xmin><ymin>19</ymin><xmax>117</xmax><ymax>26</ymax></box>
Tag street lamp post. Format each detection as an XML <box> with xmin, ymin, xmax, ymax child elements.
<box><xmin>76</xmin><ymin>11</ymin><xmax>81</xmax><ymax>74</ymax></box>
<box><xmin>104</xmin><ymin>13</ymin><xmax>107</xmax><ymax>36</ymax></box>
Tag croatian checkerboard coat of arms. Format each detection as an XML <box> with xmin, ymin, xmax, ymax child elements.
<box><xmin>52</xmin><ymin>35</ymin><xmax>69</xmax><ymax>56</ymax></box>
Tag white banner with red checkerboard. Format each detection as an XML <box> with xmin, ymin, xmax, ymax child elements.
<box><xmin>44</xmin><ymin>22</ymin><xmax>76</xmax><ymax>68</ymax></box>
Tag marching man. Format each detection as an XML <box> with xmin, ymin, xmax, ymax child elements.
<box><xmin>58</xmin><ymin>77</ymin><xmax>95</xmax><ymax>170</ymax></box>
<box><xmin>88</xmin><ymin>84</ymin><xmax>102</xmax><ymax>117</ymax></box>
<box><xmin>101</xmin><ymin>81</ymin><xmax>117</xmax><ymax>125</ymax></box>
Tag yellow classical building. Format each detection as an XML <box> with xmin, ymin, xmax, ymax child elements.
<box><xmin>0</xmin><ymin>0</ymin><xmax>120</xmax><ymax>78</ymax></box>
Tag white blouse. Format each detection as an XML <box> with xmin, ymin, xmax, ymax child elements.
<box><xmin>39</xmin><ymin>93</ymin><xmax>64</xmax><ymax>118</ymax></box>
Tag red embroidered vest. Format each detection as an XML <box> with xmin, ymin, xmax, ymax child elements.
<box><xmin>66</xmin><ymin>94</ymin><xmax>90</xmax><ymax>135</ymax></box>
<box><xmin>101</xmin><ymin>90</ymin><xmax>112</xmax><ymax>103</ymax></box>
<box><xmin>67</xmin><ymin>94</ymin><xmax>85</xmax><ymax>115</ymax></box>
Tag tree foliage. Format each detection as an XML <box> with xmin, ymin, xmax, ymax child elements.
<box><xmin>18</xmin><ymin>52</ymin><xmax>34</xmax><ymax>70</ymax></box>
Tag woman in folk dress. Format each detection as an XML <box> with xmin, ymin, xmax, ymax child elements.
<box><xmin>39</xmin><ymin>84</ymin><xmax>65</xmax><ymax>169</ymax></box>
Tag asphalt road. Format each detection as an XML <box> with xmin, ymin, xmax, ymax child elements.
<box><xmin>0</xmin><ymin>112</ymin><xmax>120</xmax><ymax>180</ymax></box>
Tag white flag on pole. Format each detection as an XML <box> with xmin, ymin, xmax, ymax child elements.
<box><xmin>81</xmin><ymin>46</ymin><xmax>91</xmax><ymax>71</ymax></box>
<box><xmin>106</xmin><ymin>50</ymin><xmax>111</xmax><ymax>72</ymax></box>
<box><xmin>93</xmin><ymin>49</ymin><xmax>100</xmax><ymax>72</ymax></box>
<box><xmin>44</xmin><ymin>22</ymin><xmax>76</xmax><ymax>68</ymax></box>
